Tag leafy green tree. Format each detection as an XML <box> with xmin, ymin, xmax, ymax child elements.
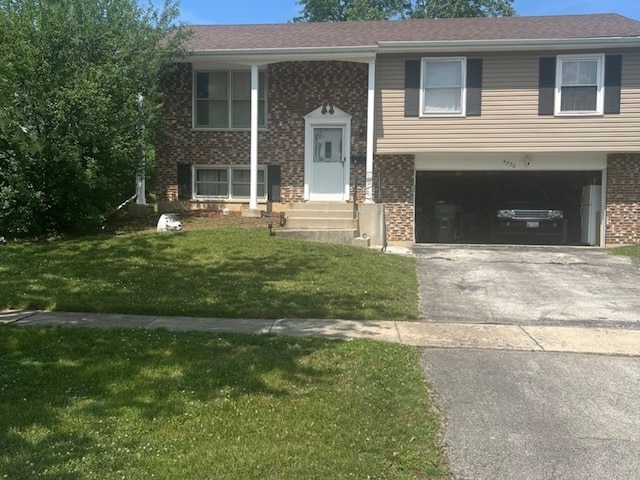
<box><xmin>0</xmin><ymin>0</ymin><xmax>187</xmax><ymax>236</ymax></box>
<box><xmin>293</xmin><ymin>0</ymin><xmax>515</xmax><ymax>22</ymax></box>
<box><xmin>410</xmin><ymin>0</ymin><xmax>516</xmax><ymax>18</ymax></box>
<box><xmin>294</xmin><ymin>0</ymin><xmax>406</xmax><ymax>22</ymax></box>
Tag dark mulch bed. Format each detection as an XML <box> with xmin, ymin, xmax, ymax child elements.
<box><xmin>105</xmin><ymin>209</ymin><xmax>273</xmax><ymax>234</ymax></box>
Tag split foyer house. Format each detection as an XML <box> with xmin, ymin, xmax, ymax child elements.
<box><xmin>155</xmin><ymin>13</ymin><xmax>640</xmax><ymax>247</ymax></box>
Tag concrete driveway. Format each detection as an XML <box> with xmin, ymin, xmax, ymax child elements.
<box><xmin>415</xmin><ymin>245</ymin><xmax>640</xmax><ymax>479</ymax></box>
<box><xmin>421</xmin><ymin>349</ymin><xmax>640</xmax><ymax>480</ymax></box>
<box><xmin>415</xmin><ymin>245</ymin><xmax>640</xmax><ymax>329</ymax></box>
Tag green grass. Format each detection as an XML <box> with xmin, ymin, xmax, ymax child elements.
<box><xmin>610</xmin><ymin>243</ymin><xmax>640</xmax><ymax>260</ymax></box>
<box><xmin>0</xmin><ymin>327</ymin><xmax>449</xmax><ymax>479</ymax></box>
<box><xmin>0</xmin><ymin>229</ymin><xmax>418</xmax><ymax>320</ymax></box>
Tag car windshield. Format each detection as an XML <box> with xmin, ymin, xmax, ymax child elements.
<box><xmin>495</xmin><ymin>186</ymin><xmax>549</xmax><ymax>205</ymax></box>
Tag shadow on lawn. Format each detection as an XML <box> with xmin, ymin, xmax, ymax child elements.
<box><xmin>0</xmin><ymin>326</ymin><xmax>340</xmax><ymax>477</ymax></box>
<box><xmin>0</xmin><ymin>230</ymin><xmax>415</xmax><ymax>319</ymax></box>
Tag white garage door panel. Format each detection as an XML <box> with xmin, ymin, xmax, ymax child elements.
<box><xmin>415</xmin><ymin>153</ymin><xmax>607</xmax><ymax>171</ymax></box>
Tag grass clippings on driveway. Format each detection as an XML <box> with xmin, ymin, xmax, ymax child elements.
<box><xmin>0</xmin><ymin>326</ymin><xmax>449</xmax><ymax>479</ymax></box>
<box><xmin>0</xmin><ymin>228</ymin><xmax>418</xmax><ymax>320</ymax></box>
<box><xmin>610</xmin><ymin>244</ymin><xmax>640</xmax><ymax>260</ymax></box>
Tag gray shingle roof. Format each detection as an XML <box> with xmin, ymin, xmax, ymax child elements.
<box><xmin>186</xmin><ymin>14</ymin><xmax>640</xmax><ymax>52</ymax></box>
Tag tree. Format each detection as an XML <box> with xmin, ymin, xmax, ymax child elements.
<box><xmin>0</xmin><ymin>0</ymin><xmax>188</xmax><ymax>237</ymax></box>
<box><xmin>294</xmin><ymin>0</ymin><xmax>406</xmax><ymax>22</ymax></box>
<box><xmin>293</xmin><ymin>0</ymin><xmax>515</xmax><ymax>22</ymax></box>
<box><xmin>410</xmin><ymin>0</ymin><xmax>516</xmax><ymax>18</ymax></box>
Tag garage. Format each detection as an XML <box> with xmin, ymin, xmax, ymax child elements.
<box><xmin>414</xmin><ymin>154</ymin><xmax>607</xmax><ymax>246</ymax></box>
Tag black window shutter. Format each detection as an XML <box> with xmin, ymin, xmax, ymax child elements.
<box><xmin>177</xmin><ymin>164</ymin><xmax>192</xmax><ymax>200</ymax></box>
<box><xmin>404</xmin><ymin>60</ymin><xmax>421</xmax><ymax>117</ymax></box>
<box><xmin>466</xmin><ymin>59</ymin><xmax>483</xmax><ymax>116</ymax></box>
<box><xmin>538</xmin><ymin>57</ymin><xmax>556</xmax><ymax>116</ymax></box>
<box><xmin>267</xmin><ymin>164</ymin><xmax>282</xmax><ymax>202</ymax></box>
<box><xmin>604</xmin><ymin>55</ymin><xmax>622</xmax><ymax>115</ymax></box>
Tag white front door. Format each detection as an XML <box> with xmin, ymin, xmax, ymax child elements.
<box><xmin>310</xmin><ymin>127</ymin><xmax>346</xmax><ymax>201</ymax></box>
<box><xmin>304</xmin><ymin>105</ymin><xmax>351</xmax><ymax>202</ymax></box>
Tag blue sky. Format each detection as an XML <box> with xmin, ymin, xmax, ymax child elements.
<box><xmin>167</xmin><ymin>0</ymin><xmax>640</xmax><ymax>25</ymax></box>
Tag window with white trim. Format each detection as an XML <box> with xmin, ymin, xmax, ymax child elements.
<box><xmin>195</xmin><ymin>70</ymin><xmax>267</xmax><ymax>129</ymax></box>
<box><xmin>556</xmin><ymin>54</ymin><xmax>604</xmax><ymax>115</ymax></box>
<box><xmin>420</xmin><ymin>57</ymin><xmax>466</xmax><ymax>116</ymax></box>
<box><xmin>195</xmin><ymin>168</ymin><xmax>228</xmax><ymax>197</ymax></box>
<box><xmin>193</xmin><ymin>166</ymin><xmax>266</xmax><ymax>200</ymax></box>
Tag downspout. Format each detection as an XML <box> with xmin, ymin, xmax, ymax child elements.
<box><xmin>600</xmin><ymin>167</ymin><xmax>607</xmax><ymax>247</ymax></box>
<box><xmin>249</xmin><ymin>64</ymin><xmax>259</xmax><ymax>211</ymax></box>
<box><xmin>365</xmin><ymin>59</ymin><xmax>376</xmax><ymax>203</ymax></box>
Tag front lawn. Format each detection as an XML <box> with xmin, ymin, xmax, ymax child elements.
<box><xmin>0</xmin><ymin>229</ymin><xmax>418</xmax><ymax>320</ymax></box>
<box><xmin>0</xmin><ymin>327</ymin><xmax>449</xmax><ymax>479</ymax></box>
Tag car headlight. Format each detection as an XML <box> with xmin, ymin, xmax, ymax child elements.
<box><xmin>548</xmin><ymin>210</ymin><xmax>563</xmax><ymax>219</ymax></box>
<box><xmin>497</xmin><ymin>209</ymin><xmax>515</xmax><ymax>219</ymax></box>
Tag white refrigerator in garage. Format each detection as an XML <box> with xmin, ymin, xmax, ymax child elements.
<box><xmin>580</xmin><ymin>185</ymin><xmax>602</xmax><ymax>245</ymax></box>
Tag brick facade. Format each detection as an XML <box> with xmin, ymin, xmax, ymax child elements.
<box><xmin>156</xmin><ymin>61</ymin><xmax>368</xmax><ymax>203</ymax></box>
<box><xmin>606</xmin><ymin>153</ymin><xmax>640</xmax><ymax>245</ymax></box>
<box><xmin>374</xmin><ymin>155</ymin><xmax>415</xmax><ymax>242</ymax></box>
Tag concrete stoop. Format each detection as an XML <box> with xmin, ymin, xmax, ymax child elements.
<box><xmin>352</xmin><ymin>236</ymin><xmax>371</xmax><ymax>248</ymax></box>
<box><xmin>279</xmin><ymin>202</ymin><xmax>369</xmax><ymax>247</ymax></box>
<box><xmin>277</xmin><ymin>228</ymin><xmax>360</xmax><ymax>245</ymax></box>
<box><xmin>285</xmin><ymin>217</ymin><xmax>356</xmax><ymax>229</ymax></box>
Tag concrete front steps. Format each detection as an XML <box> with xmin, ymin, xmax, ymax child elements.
<box><xmin>277</xmin><ymin>202</ymin><xmax>370</xmax><ymax>247</ymax></box>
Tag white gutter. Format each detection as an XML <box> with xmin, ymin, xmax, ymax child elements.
<box><xmin>183</xmin><ymin>46</ymin><xmax>378</xmax><ymax>65</ymax></box>
<box><xmin>189</xmin><ymin>45</ymin><xmax>378</xmax><ymax>56</ymax></box>
<box><xmin>181</xmin><ymin>36</ymin><xmax>640</xmax><ymax>63</ymax></box>
<box><xmin>378</xmin><ymin>36</ymin><xmax>640</xmax><ymax>53</ymax></box>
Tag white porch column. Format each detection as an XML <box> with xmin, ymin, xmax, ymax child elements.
<box><xmin>249</xmin><ymin>64</ymin><xmax>259</xmax><ymax>210</ymax></box>
<box><xmin>365</xmin><ymin>59</ymin><xmax>376</xmax><ymax>203</ymax></box>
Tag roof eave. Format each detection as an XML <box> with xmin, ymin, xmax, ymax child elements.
<box><xmin>178</xmin><ymin>36</ymin><xmax>640</xmax><ymax>64</ymax></box>
<box><xmin>378</xmin><ymin>37</ymin><xmax>640</xmax><ymax>54</ymax></box>
<box><xmin>182</xmin><ymin>45</ymin><xmax>378</xmax><ymax>65</ymax></box>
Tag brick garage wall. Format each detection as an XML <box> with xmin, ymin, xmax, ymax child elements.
<box><xmin>374</xmin><ymin>154</ymin><xmax>415</xmax><ymax>242</ymax></box>
<box><xmin>606</xmin><ymin>153</ymin><xmax>640</xmax><ymax>245</ymax></box>
<box><xmin>156</xmin><ymin>61</ymin><xmax>368</xmax><ymax>202</ymax></box>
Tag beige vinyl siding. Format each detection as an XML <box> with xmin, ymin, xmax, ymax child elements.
<box><xmin>376</xmin><ymin>50</ymin><xmax>640</xmax><ymax>153</ymax></box>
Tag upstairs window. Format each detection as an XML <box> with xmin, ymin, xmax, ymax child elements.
<box><xmin>556</xmin><ymin>55</ymin><xmax>604</xmax><ymax>115</ymax></box>
<box><xmin>421</xmin><ymin>58</ymin><xmax>466</xmax><ymax>116</ymax></box>
<box><xmin>195</xmin><ymin>70</ymin><xmax>267</xmax><ymax>129</ymax></box>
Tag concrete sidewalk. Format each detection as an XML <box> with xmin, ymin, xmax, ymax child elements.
<box><xmin>2</xmin><ymin>309</ymin><xmax>640</xmax><ymax>357</ymax></box>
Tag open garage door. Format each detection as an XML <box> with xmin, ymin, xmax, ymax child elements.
<box><xmin>415</xmin><ymin>171</ymin><xmax>603</xmax><ymax>245</ymax></box>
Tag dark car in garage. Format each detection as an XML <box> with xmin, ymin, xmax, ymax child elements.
<box><xmin>493</xmin><ymin>187</ymin><xmax>568</xmax><ymax>243</ymax></box>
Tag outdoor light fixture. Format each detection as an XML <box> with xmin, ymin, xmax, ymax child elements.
<box><xmin>321</xmin><ymin>100</ymin><xmax>335</xmax><ymax>115</ymax></box>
